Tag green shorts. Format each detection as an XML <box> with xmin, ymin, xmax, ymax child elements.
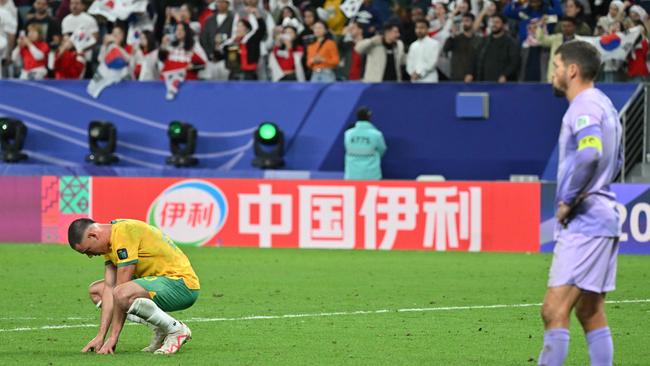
<box><xmin>133</xmin><ymin>276</ymin><xmax>199</xmax><ymax>312</ymax></box>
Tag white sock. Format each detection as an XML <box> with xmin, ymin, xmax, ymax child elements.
<box><xmin>97</xmin><ymin>299</ymin><xmax>153</xmax><ymax>327</ymax></box>
<box><xmin>127</xmin><ymin>298</ymin><xmax>181</xmax><ymax>333</ymax></box>
<box><xmin>127</xmin><ymin>314</ymin><xmax>151</xmax><ymax>326</ymax></box>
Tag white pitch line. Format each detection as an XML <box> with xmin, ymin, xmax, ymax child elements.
<box><xmin>1</xmin><ymin>299</ymin><xmax>649</xmax><ymax>333</ymax></box>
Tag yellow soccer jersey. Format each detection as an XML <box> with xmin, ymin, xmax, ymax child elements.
<box><xmin>103</xmin><ymin>219</ymin><xmax>200</xmax><ymax>290</ymax></box>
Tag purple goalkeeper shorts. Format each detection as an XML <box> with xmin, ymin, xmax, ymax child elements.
<box><xmin>548</xmin><ymin>232</ymin><xmax>620</xmax><ymax>293</ymax></box>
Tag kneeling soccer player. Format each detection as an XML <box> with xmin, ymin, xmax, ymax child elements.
<box><xmin>68</xmin><ymin>218</ymin><xmax>200</xmax><ymax>354</ymax></box>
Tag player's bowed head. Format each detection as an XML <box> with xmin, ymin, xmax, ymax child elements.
<box><xmin>68</xmin><ymin>218</ymin><xmax>112</xmax><ymax>258</ymax></box>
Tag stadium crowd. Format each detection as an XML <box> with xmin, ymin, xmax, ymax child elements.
<box><xmin>0</xmin><ymin>0</ymin><xmax>648</xmax><ymax>83</ymax></box>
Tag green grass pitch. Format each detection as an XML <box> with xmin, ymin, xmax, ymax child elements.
<box><xmin>0</xmin><ymin>244</ymin><xmax>648</xmax><ymax>365</ymax></box>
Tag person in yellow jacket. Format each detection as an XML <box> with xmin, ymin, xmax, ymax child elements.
<box><xmin>319</xmin><ymin>0</ymin><xmax>346</xmax><ymax>36</ymax></box>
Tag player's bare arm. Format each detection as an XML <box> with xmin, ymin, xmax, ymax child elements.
<box><xmin>81</xmin><ymin>262</ymin><xmax>116</xmax><ymax>353</ymax></box>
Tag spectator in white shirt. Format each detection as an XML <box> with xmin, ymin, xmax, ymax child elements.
<box><xmin>0</xmin><ymin>0</ymin><xmax>17</xmax><ymax>77</ymax></box>
<box><xmin>61</xmin><ymin>0</ymin><xmax>98</xmax><ymax>39</ymax></box>
<box><xmin>406</xmin><ymin>19</ymin><xmax>441</xmax><ymax>82</ymax></box>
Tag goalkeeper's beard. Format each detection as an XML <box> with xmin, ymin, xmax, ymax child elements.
<box><xmin>552</xmin><ymin>74</ymin><xmax>568</xmax><ymax>98</ymax></box>
<box><xmin>553</xmin><ymin>86</ymin><xmax>566</xmax><ymax>97</ymax></box>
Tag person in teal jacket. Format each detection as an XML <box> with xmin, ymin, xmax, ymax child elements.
<box><xmin>344</xmin><ymin>107</ymin><xmax>387</xmax><ymax>180</ymax></box>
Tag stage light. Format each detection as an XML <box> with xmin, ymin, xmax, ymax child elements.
<box><xmin>0</xmin><ymin>117</ymin><xmax>28</xmax><ymax>163</ymax></box>
<box><xmin>86</xmin><ymin>121</ymin><xmax>118</xmax><ymax>165</ymax></box>
<box><xmin>166</xmin><ymin>121</ymin><xmax>198</xmax><ymax>167</ymax></box>
<box><xmin>252</xmin><ymin>122</ymin><xmax>284</xmax><ymax>169</ymax></box>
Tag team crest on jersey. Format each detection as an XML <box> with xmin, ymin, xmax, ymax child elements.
<box><xmin>575</xmin><ymin>115</ymin><xmax>592</xmax><ymax>131</ymax></box>
<box><xmin>117</xmin><ymin>248</ymin><xmax>128</xmax><ymax>260</ymax></box>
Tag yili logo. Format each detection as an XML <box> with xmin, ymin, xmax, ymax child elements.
<box><xmin>147</xmin><ymin>180</ymin><xmax>228</xmax><ymax>246</ymax></box>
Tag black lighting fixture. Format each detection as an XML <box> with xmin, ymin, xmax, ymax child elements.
<box><xmin>252</xmin><ymin>122</ymin><xmax>285</xmax><ymax>169</ymax></box>
<box><xmin>86</xmin><ymin>121</ymin><xmax>119</xmax><ymax>165</ymax></box>
<box><xmin>167</xmin><ymin>121</ymin><xmax>198</xmax><ymax>167</ymax></box>
<box><xmin>0</xmin><ymin>117</ymin><xmax>28</xmax><ymax>163</ymax></box>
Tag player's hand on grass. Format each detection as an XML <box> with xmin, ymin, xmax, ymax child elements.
<box><xmin>97</xmin><ymin>338</ymin><xmax>117</xmax><ymax>354</ymax></box>
<box><xmin>81</xmin><ymin>335</ymin><xmax>104</xmax><ymax>353</ymax></box>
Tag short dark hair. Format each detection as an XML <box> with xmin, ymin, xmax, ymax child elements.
<box><xmin>559</xmin><ymin>16</ymin><xmax>577</xmax><ymax>25</ymax></box>
<box><xmin>555</xmin><ymin>40</ymin><xmax>601</xmax><ymax>81</ymax></box>
<box><xmin>382</xmin><ymin>22</ymin><xmax>399</xmax><ymax>33</ymax></box>
<box><xmin>68</xmin><ymin>218</ymin><xmax>95</xmax><ymax>249</ymax></box>
<box><xmin>462</xmin><ymin>13</ymin><xmax>476</xmax><ymax>22</ymax></box>
<box><xmin>415</xmin><ymin>19</ymin><xmax>429</xmax><ymax>28</ymax></box>
<box><xmin>491</xmin><ymin>14</ymin><xmax>507</xmax><ymax>24</ymax></box>
<box><xmin>357</xmin><ymin>106</ymin><xmax>372</xmax><ymax>121</ymax></box>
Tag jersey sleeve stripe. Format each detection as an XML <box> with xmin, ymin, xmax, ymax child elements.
<box><xmin>117</xmin><ymin>259</ymin><xmax>139</xmax><ymax>267</ymax></box>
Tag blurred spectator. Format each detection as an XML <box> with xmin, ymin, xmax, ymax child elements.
<box><xmin>12</xmin><ymin>23</ymin><xmax>49</xmax><ymax>79</ymax></box>
<box><xmin>337</xmin><ymin>20</ymin><xmax>364</xmax><ymax>80</ymax></box>
<box><xmin>535</xmin><ymin>15</ymin><xmax>577</xmax><ymax>82</ymax></box>
<box><xmin>300</xmin><ymin>8</ymin><xmax>317</xmax><ymax>46</ymax></box>
<box><xmin>269</xmin><ymin>24</ymin><xmax>305</xmax><ymax>80</ymax></box>
<box><xmin>595</xmin><ymin>1</ymin><xmax>625</xmax><ymax>35</ymax></box>
<box><xmin>318</xmin><ymin>0</ymin><xmax>345</xmax><ymax>36</ymax></box>
<box><xmin>61</xmin><ymin>0</ymin><xmax>98</xmax><ymax>39</ymax></box>
<box><xmin>356</xmin><ymin>0</ymin><xmax>382</xmax><ymax>37</ymax></box>
<box><xmin>406</xmin><ymin>19</ymin><xmax>440</xmax><ymax>82</ymax></box>
<box><xmin>54</xmin><ymin>34</ymin><xmax>85</xmax><ymax>79</ymax></box>
<box><xmin>428</xmin><ymin>1</ymin><xmax>451</xmax><ymax>38</ymax></box>
<box><xmin>131</xmin><ymin>30</ymin><xmax>159</xmax><ymax>80</ymax></box>
<box><xmin>201</xmin><ymin>0</ymin><xmax>235</xmax><ymax>60</ymax></box>
<box><xmin>600</xmin><ymin>21</ymin><xmax>626</xmax><ymax>82</ymax></box>
<box><xmin>15</xmin><ymin>0</ymin><xmax>31</xmax><ymax>25</ymax></box>
<box><xmin>400</xmin><ymin>7</ymin><xmax>424</xmax><ymax>50</ymax></box>
<box><xmin>153</xmin><ymin>1</ymin><xmax>197</xmax><ymax>41</ymax></box>
<box><xmin>344</xmin><ymin>106</ymin><xmax>386</xmax><ymax>180</ymax></box>
<box><xmin>25</xmin><ymin>0</ymin><xmax>62</xmax><ymax>49</ymax></box>
<box><xmin>355</xmin><ymin>23</ymin><xmax>404</xmax><ymax>82</ymax></box>
<box><xmin>476</xmin><ymin>14</ymin><xmax>519</xmax><ymax>82</ymax></box>
<box><xmin>55</xmin><ymin>0</ymin><xmax>70</xmax><ymax>22</ymax></box>
<box><xmin>276</xmin><ymin>6</ymin><xmax>303</xmax><ymax>30</ymax></box>
<box><xmin>270</xmin><ymin>0</ymin><xmax>300</xmax><ymax>25</ymax></box>
<box><xmin>450</xmin><ymin>0</ymin><xmax>471</xmax><ymax>30</ymax></box>
<box><xmin>224</xmin><ymin>13</ymin><xmax>266</xmax><ymax>80</ymax></box>
<box><xmin>198</xmin><ymin>0</ymin><xmax>217</xmax><ymax>28</ymax></box>
<box><xmin>96</xmin><ymin>24</ymin><xmax>130</xmax><ymax>75</ymax></box>
<box><xmin>444</xmin><ymin>13</ymin><xmax>482</xmax><ymax>82</ymax></box>
<box><xmin>626</xmin><ymin>21</ymin><xmax>649</xmax><ymax>82</ymax></box>
<box><xmin>299</xmin><ymin>8</ymin><xmax>318</xmax><ymax>80</ymax></box>
<box><xmin>472</xmin><ymin>0</ymin><xmax>496</xmax><ymax>36</ymax></box>
<box><xmin>628</xmin><ymin>5</ymin><xmax>650</xmax><ymax>38</ymax></box>
<box><xmin>555</xmin><ymin>0</ymin><xmax>591</xmax><ymax>35</ymax></box>
<box><xmin>0</xmin><ymin>0</ymin><xmax>17</xmax><ymax>77</ymax></box>
<box><xmin>307</xmin><ymin>20</ymin><xmax>339</xmax><ymax>81</ymax></box>
<box><xmin>236</xmin><ymin>0</ymin><xmax>275</xmax><ymax>81</ymax></box>
<box><xmin>503</xmin><ymin>0</ymin><xmax>563</xmax><ymax>44</ymax></box>
<box><xmin>504</xmin><ymin>0</ymin><xmax>562</xmax><ymax>81</ymax></box>
<box><xmin>160</xmin><ymin>22</ymin><xmax>208</xmax><ymax>80</ymax></box>
<box><xmin>164</xmin><ymin>3</ymin><xmax>201</xmax><ymax>37</ymax></box>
